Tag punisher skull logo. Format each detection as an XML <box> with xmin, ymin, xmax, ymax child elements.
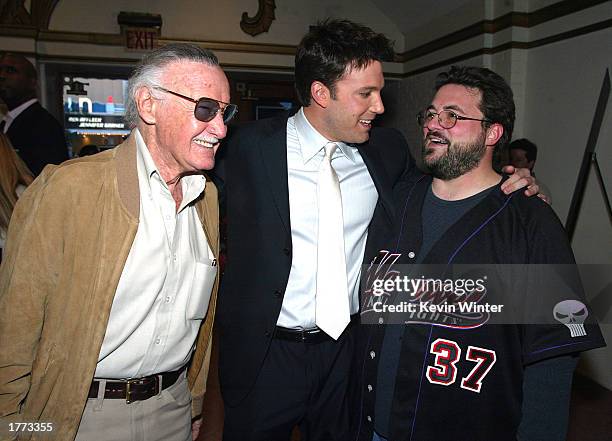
<box><xmin>553</xmin><ymin>300</ymin><xmax>588</xmax><ymax>337</ymax></box>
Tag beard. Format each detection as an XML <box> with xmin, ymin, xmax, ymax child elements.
<box><xmin>422</xmin><ymin>131</ymin><xmax>487</xmax><ymax>180</ymax></box>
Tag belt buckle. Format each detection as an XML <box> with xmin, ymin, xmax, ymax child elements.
<box><xmin>125</xmin><ymin>378</ymin><xmax>139</xmax><ymax>404</ymax></box>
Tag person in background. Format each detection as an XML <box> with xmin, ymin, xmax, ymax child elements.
<box><xmin>0</xmin><ymin>52</ymin><xmax>68</xmax><ymax>176</ymax></box>
<box><xmin>78</xmin><ymin>144</ymin><xmax>101</xmax><ymax>157</ymax></box>
<box><xmin>0</xmin><ymin>132</ymin><xmax>32</xmax><ymax>262</ymax></box>
<box><xmin>509</xmin><ymin>138</ymin><xmax>552</xmax><ymax>202</ymax></box>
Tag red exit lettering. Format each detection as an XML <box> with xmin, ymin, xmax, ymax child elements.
<box><xmin>126</xmin><ymin>29</ymin><xmax>158</xmax><ymax>50</ymax></box>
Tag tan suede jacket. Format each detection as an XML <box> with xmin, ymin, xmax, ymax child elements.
<box><xmin>0</xmin><ymin>135</ymin><xmax>219</xmax><ymax>441</ymax></box>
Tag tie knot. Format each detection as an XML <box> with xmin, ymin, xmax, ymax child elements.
<box><xmin>324</xmin><ymin>142</ymin><xmax>337</xmax><ymax>159</ymax></box>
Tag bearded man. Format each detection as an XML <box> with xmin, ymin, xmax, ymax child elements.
<box><xmin>354</xmin><ymin>66</ymin><xmax>605</xmax><ymax>441</ymax></box>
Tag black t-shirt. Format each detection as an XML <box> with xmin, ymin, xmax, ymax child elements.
<box><xmin>375</xmin><ymin>184</ymin><xmax>493</xmax><ymax>437</ymax></box>
<box><xmin>356</xmin><ymin>173</ymin><xmax>605</xmax><ymax>441</ymax></box>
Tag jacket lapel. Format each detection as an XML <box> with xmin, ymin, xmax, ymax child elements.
<box><xmin>258</xmin><ymin>117</ymin><xmax>291</xmax><ymax>234</ymax></box>
<box><xmin>115</xmin><ymin>134</ymin><xmax>140</xmax><ymax>219</ymax></box>
<box><xmin>357</xmin><ymin>137</ymin><xmax>394</xmax><ymax>226</ymax></box>
<box><xmin>196</xmin><ymin>179</ymin><xmax>219</xmax><ymax>257</ymax></box>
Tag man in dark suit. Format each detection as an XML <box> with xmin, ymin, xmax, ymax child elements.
<box><xmin>0</xmin><ymin>52</ymin><xmax>68</xmax><ymax>175</ymax></box>
<box><xmin>216</xmin><ymin>19</ymin><xmax>410</xmax><ymax>441</ymax></box>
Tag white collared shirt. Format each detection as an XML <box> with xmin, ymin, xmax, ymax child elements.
<box><xmin>277</xmin><ymin>108</ymin><xmax>378</xmax><ymax>329</ymax></box>
<box><xmin>95</xmin><ymin>129</ymin><xmax>217</xmax><ymax>379</ymax></box>
<box><xmin>1</xmin><ymin>98</ymin><xmax>37</xmax><ymax>133</ymax></box>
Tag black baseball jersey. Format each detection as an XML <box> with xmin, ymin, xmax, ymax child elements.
<box><xmin>354</xmin><ymin>173</ymin><xmax>606</xmax><ymax>441</ymax></box>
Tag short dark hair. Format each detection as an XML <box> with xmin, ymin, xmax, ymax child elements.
<box><xmin>294</xmin><ymin>19</ymin><xmax>394</xmax><ymax>106</ymax></box>
<box><xmin>509</xmin><ymin>138</ymin><xmax>538</xmax><ymax>162</ymax></box>
<box><xmin>435</xmin><ymin>66</ymin><xmax>515</xmax><ymax>150</ymax></box>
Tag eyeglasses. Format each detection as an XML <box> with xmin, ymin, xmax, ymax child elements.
<box><xmin>417</xmin><ymin>109</ymin><xmax>491</xmax><ymax>129</ymax></box>
<box><xmin>153</xmin><ymin>86</ymin><xmax>238</xmax><ymax>124</ymax></box>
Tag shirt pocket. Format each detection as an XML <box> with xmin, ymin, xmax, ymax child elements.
<box><xmin>186</xmin><ymin>258</ymin><xmax>217</xmax><ymax>320</ymax></box>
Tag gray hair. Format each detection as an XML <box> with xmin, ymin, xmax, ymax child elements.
<box><xmin>124</xmin><ymin>43</ymin><xmax>220</xmax><ymax>129</ymax></box>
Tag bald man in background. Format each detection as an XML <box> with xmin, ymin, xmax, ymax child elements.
<box><xmin>0</xmin><ymin>52</ymin><xmax>68</xmax><ymax>175</ymax></box>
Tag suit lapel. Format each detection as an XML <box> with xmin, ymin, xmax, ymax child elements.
<box><xmin>6</xmin><ymin>102</ymin><xmax>40</xmax><ymax>136</ymax></box>
<box><xmin>258</xmin><ymin>117</ymin><xmax>291</xmax><ymax>234</ymax></box>
<box><xmin>357</xmin><ymin>137</ymin><xmax>394</xmax><ymax>226</ymax></box>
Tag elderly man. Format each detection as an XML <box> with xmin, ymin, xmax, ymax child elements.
<box><xmin>0</xmin><ymin>43</ymin><xmax>236</xmax><ymax>441</ymax></box>
<box><xmin>0</xmin><ymin>52</ymin><xmax>68</xmax><ymax>175</ymax></box>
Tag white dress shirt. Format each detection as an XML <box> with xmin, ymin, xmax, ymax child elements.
<box><xmin>277</xmin><ymin>109</ymin><xmax>378</xmax><ymax>329</ymax></box>
<box><xmin>95</xmin><ymin>129</ymin><xmax>217</xmax><ymax>379</ymax></box>
<box><xmin>1</xmin><ymin>98</ymin><xmax>37</xmax><ymax>133</ymax></box>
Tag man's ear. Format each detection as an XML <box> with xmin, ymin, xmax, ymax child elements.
<box><xmin>310</xmin><ymin>81</ymin><xmax>331</xmax><ymax>108</ymax></box>
<box><xmin>135</xmin><ymin>86</ymin><xmax>157</xmax><ymax>125</ymax></box>
<box><xmin>485</xmin><ymin>123</ymin><xmax>503</xmax><ymax>147</ymax></box>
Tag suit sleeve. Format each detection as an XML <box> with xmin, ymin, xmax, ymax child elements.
<box><xmin>386</xmin><ymin>128</ymin><xmax>415</xmax><ymax>186</ymax></box>
<box><xmin>0</xmin><ymin>169</ymin><xmax>63</xmax><ymax>432</ymax></box>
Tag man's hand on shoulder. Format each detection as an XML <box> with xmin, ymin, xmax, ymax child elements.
<box><xmin>501</xmin><ymin>165</ymin><xmax>550</xmax><ymax>204</ymax></box>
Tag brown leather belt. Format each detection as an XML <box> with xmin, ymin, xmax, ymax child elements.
<box><xmin>88</xmin><ymin>367</ymin><xmax>185</xmax><ymax>403</ymax></box>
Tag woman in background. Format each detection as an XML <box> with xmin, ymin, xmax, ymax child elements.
<box><xmin>0</xmin><ymin>133</ymin><xmax>33</xmax><ymax>261</ymax></box>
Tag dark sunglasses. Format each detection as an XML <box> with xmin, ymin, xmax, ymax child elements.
<box><xmin>153</xmin><ymin>86</ymin><xmax>238</xmax><ymax>124</ymax></box>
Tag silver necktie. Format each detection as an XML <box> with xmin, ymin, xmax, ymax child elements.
<box><xmin>315</xmin><ymin>142</ymin><xmax>350</xmax><ymax>339</ymax></box>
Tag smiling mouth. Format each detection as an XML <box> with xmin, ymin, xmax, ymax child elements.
<box><xmin>425</xmin><ymin>134</ymin><xmax>449</xmax><ymax>146</ymax></box>
<box><xmin>193</xmin><ymin>138</ymin><xmax>218</xmax><ymax>149</ymax></box>
<box><xmin>359</xmin><ymin>119</ymin><xmax>374</xmax><ymax>129</ymax></box>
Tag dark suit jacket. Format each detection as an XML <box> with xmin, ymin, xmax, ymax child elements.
<box><xmin>6</xmin><ymin>102</ymin><xmax>68</xmax><ymax>176</ymax></box>
<box><xmin>216</xmin><ymin>115</ymin><xmax>413</xmax><ymax>405</ymax></box>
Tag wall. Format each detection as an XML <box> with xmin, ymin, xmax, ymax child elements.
<box><xmin>50</xmin><ymin>0</ymin><xmax>405</xmax><ymax>48</ymax></box>
<box><xmin>523</xmin><ymin>24</ymin><xmax>612</xmax><ymax>389</ymax></box>
<box><xmin>0</xmin><ymin>0</ymin><xmax>405</xmax><ymax>73</ymax></box>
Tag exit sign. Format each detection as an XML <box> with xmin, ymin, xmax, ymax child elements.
<box><xmin>125</xmin><ymin>27</ymin><xmax>160</xmax><ymax>51</ymax></box>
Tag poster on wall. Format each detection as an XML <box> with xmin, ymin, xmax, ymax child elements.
<box><xmin>63</xmin><ymin>77</ymin><xmax>131</xmax><ymax>156</ymax></box>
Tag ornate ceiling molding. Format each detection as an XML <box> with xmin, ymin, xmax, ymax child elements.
<box><xmin>240</xmin><ymin>0</ymin><xmax>275</xmax><ymax>37</ymax></box>
<box><xmin>0</xmin><ymin>0</ymin><xmax>60</xmax><ymax>29</ymax></box>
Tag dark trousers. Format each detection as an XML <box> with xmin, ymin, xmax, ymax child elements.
<box><xmin>222</xmin><ymin>326</ymin><xmax>356</xmax><ymax>441</ymax></box>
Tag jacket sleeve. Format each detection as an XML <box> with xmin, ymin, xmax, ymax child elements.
<box><xmin>188</xmin><ymin>182</ymin><xmax>220</xmax><ymax>420</ymax></box>
<box><xmin>188</xmin><ymin>274</ymin><xmax>219</xmax><ymax>419</ymax></box>
<box><xmin>190</xmin><ymin>332</ymin><xmax>214</xmax><ymax>419</ymax></box>
<box><xmin>0</xmin><ymin>167</ymin><xmax>63</xmax><ymax>431</ymax></box>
